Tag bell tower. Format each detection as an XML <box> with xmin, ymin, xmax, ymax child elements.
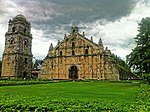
<box><xmin>71</xmin><ymin>26</ymin><xmax>78</xmax><ymax>36</ymax></box>
<box><xmin>1</xmin><ymin>14</ymin><xmax>33</xmax><ymax>79</ymax></box>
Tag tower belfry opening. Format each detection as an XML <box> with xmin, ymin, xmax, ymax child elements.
<box><xmin>71</xmin><ymin>26</ymin><xmax>78</xmax><ymax>35</ymax></box>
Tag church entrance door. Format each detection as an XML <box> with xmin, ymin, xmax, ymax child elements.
<box><xmin>69</xmin><ymin>66</ymin><xmax>78</xmax><ymax>79</ymax></box>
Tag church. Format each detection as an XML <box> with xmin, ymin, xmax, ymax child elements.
<box><xmin>1</xmin><ymin>14</ymin><xmax>119</xmax><ymax>80</ymax></box>
<box><xmin>39</xmin><ymin>26</ymin><xmax>119</xmax><ymax>80</ymax></box>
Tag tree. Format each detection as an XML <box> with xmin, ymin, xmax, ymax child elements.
<box><xmin>127</xmin><ymin>17</ymin><xmax>150</xmax><ymax>83</ymax></box>
<box><xmin>112</xmin><ymin>54</ymin><xmax>136</xmax><ymax>80</ymax></box>
<box><xmin>112</xmin><ymin>54</ymin><xmax>129</xmax><ymax>69</ymax></box>
<box><xmin>33</xmin><ymin>59</ymin><xmax>43</xmax><ymax>71</ymax></box>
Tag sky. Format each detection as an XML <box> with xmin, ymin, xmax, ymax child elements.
<box><xmin>0</xmin><ymin>0</ymin><xmax>150</xmax><ymax>60</ymax></box>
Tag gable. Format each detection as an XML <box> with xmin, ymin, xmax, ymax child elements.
<box><xmin>47</xmin><ymin>26</ymin><xmax>104</xmax><ymax>57</ymax></box>
<box><xmin>55</xmin><ymin>33</ymin><xmax>100</xmax><ymax>50</ymax></box>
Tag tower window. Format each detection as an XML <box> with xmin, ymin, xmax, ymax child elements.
<box><xmin>60</xmin><ymin>51</ymin><xmax>62</xmax><ymax>56</ymax></box>
<box><xmin>12</xmin><ymin>27</ymin><xmax>15</xmax><ymax>33</ymax></box>
<box><xmin>72</xmin><ymin>50</ymin><xmax>75</xmax><ymax>55</ymax></box>
<box><xmin>72</xmin><ymin>42</ymin><xmax>75</xmax><ymax>48</ymax></box>
<box><xmin>10</xmin><ymin>39</ymin><xmax>14</xmax><ymax>44</ymax></box>
<box><xmin>24</xmin><ymin>40</ymin><xmax>27</xmax><ymax>46</ymax></box>
<box><xmin>24</xmin><ymin>28</ymin><xmax>26</xmax><ymax>33</ymax></box>
<box><xmin>24</xmin><ymin>58</ymin><xmax>28</xmax><ymax>64</ymax></box>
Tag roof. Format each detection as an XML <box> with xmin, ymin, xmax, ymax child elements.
<box><xmin>54</xmin><ymin>26</ymin><xmax>102</xmax><ymax>50</ymax></box>
<box><xmin>32</xmin><ymin>71</ymin><xmax>39</xmax><ymax>74</ymax></box>
<box><xmin>10</xmin><ymin>14</ymin><xmax>30</xmax><ymax>25</ymax></box>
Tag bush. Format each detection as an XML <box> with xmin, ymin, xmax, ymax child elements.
<box><xmin>0</xmin><ymin>79</ymin><xmax>53</xmax><ymax>86</ymax></box>
<box><xmin>142</xmin><ymin>73</ymin><xmax>150</xmax><ymax>84</ymax></box>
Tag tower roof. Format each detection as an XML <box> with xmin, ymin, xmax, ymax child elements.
<box><xmin>71</xmin><ymin>26</ymin><xmax>78</xmax><ymax>34</ymax></box>
<box><xmin>49</xmin><ymin>43</ymin><xmax>53</xmax><ymax>51</ymax></box>
<box><xmin>11</xmin><ymin>14</ymin><xmax>30</xmax><ymax>24</ymax></box>
<box><xmin>98</xmin><ymin>38</ymin><xmax>103</xmax><ymax>45</ymax></box>
<box><xmin>104</xmin><ymin>47</ymin><xmax>111</xmax><ymax>56</ymax></box>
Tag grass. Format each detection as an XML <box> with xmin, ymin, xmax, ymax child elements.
<box><xmin>0</xmin><ymin>81</ymin><xmax>138</xmax><ymax>100</ymax></box>
<box><xmin>0</xmin><ymin>80</ymin><xmax>149</xmax><ymax>111</ymax></box>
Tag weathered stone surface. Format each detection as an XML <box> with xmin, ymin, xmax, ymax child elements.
<box><xmin>1</xmin><ymin>15</ymin><xmax>119</xmax><ymax>80</ymax></box>
<box><xmin>1</xmin><ymin>14</ymin><xmax>32</xmax><ymax>79</ymax></box>
<box><xmin>39</xmin><ymin>26</ymin><xmax>119</xmax><ymax>80</ymax></box>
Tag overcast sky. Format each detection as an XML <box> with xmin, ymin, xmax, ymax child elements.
<box><xmin>0</xmin><ymin>0</ymin><xmax>150</xmax><ymax>60</ymax></box>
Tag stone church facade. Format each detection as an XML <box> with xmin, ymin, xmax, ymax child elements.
<box><xmin>1</xmin><ymin>14</ymin><xmax>32</xmax><ymax>79</ymax></box>
<box><xmin>39</xmin><ymin>26</ymin><xmax>119</xmax><ymax>80</ymax></box>
<box><xmin>1</xmin><ymin>15</ymin><xmax>119</xmax><ymax>80</ymax></box>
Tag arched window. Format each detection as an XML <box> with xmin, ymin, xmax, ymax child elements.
<box><xmin>12</xmin><ymin>27</ymin><xmax>15</xmax><ymax>33</ymax></box>
<box><xmin>24</xmin><ymin>28</ymin><xmax>26</xmax><ymax>33</ymax></box>
<box><xmin>24</xmin><ymin>40</ymin><xmax>27</xmax><ymax>46</ymax></box>
<box><xmin>10</xmin><ymin>39</ymin><xmax>14</xmax><ymax>44</ymax></box>
<box><xmin>24</xmin><ymin>58</ymin><xmax>28</xmax><ymax>64</ymax></box>
<box><xmin>72</xmin><ymin>50</ymin><xmax>75</xmax><ymax>55</ymax></box>
<box><xmin>72</xmin><ymin>42</ymin><xmax>75</xmax><ymax>48</ymax></box>
<box><xmin>85</xmin><ymin>48</ymin><xmax>88</xmax><ymax>54</ymax></box>
<box><xmin>60</xmin><ymin>51</ymin><xmax>62</xmax><ymax>56</ymax></box>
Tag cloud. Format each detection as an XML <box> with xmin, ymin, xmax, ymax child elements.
<box><xmin>0</xmin><ymin>0</ymin><xmax>63</xmax><ymax>59</ymax></box>
<box><xmin>0</xmin><ymin>0</ymin><xmax>4</xmax><ymax>13</ymax></box>
<box><xmin>0</xmin><ymin>0</ymin><xmax>150</xmax><ymax>60</ymax></box>
<box><xmin>77</xmin><ymin>0</ymin><xmax>150</xmax><ymax>59</ymax></box>
<box><xmin>17</xmin><ymin>0</ymin><xmax>62</xmax><ymax>23</ymax></box>
<box><xmin>51</xmin><ymin>0</ymin><xmax>137</xmax><ymax>22</ymax></box>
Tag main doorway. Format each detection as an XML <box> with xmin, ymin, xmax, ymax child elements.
<box><xmin>69</xmin><ymin>66</ymin><xmax>78</xmax><ymax>79</ymax></box>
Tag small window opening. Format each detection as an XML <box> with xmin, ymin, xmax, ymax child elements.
<box><xmin>72</xmin><ymin>42</ymin><xmax>75</xmax><ymax>48</ymax></box>
<box><xmin>24</xmin><ymin>58</ymin><xmax>28</xmax><ymax>64</ymax></box>
<box><xmin>10</xmin><ymin>39</ymin><xmax>14</xmax><ymax>44</ymax></box>
<box><xmin>24</xmin><ymin>40</ymin><xmax>27</xmax><ymax>46</ymax></box>
<box><xmin>85</xmin><ymin>49</ymin><xmax>88</xmax><ymax>54</ymax></box>
<box><xmin>72</xmin><ymin>50</ymin><xmax>75</xmax><ymax>55</ymax></box>
<box><xmin>12</xmin><ymin>27</ymin><xmax>15</xmax><ymax>33</ymax></box>
<box><xmin>24</xmin><ymin>28</ymin><xmax>26</xmax><ymax>33</ymax></box>
<box><xmin>60</xmin><ymin>51</ymin><xmax>62</xmax><ymax>56</ymax></box>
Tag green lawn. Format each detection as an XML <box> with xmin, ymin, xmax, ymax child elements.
<box><xmin>0</xmin><ymin>81</ymin><xmax>149</xmax><ymax>111</ymax></box>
